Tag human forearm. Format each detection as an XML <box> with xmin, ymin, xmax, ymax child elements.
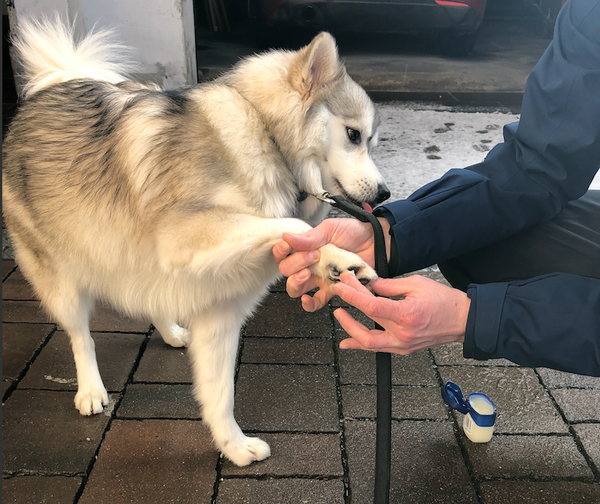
<box><xmin>464</xmin><ymin>273</ymin><xmax>600</xmax><ymax>376</ymax></box>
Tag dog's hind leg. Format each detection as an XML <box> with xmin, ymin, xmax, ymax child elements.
<box><xmin>188</xmin><ymin>304</ymin><xmax>271</xmax><ymax>467</ymax></box>
<box><xmin>9</xmin><ymin>235</ymin><xmax>109</xmax><ymax>416</ymax></box>
<box><xmin>46</xmin><ymin>288</ymin><xmax>108</xmax><ymax>415</ymax></box>
<box><xmin>151</xmin><ymin>318</ymin><xmax>191</xmax><ymax>348</ymax></box>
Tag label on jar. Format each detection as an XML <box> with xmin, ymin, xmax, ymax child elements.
<box><xmin>464</xmin><ymin>413</ymin><xmax>474</xmax><ymax>436</ymax></box>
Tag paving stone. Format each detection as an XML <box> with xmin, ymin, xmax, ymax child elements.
<box><xmin>2</xmin><ymin>323</ymin><xmax>54</xmax><ymax>380</ymax></box>
<box><xmin>479</xmin><ymin>481</ymin><xmax>600</xmax><ymax>504</ymax></box>
<box><xmin>117</xmin><ymin>383</ymin><xmax>200</xmax><ymax>419</ymax></box>
<box><xmin>245</xmin><ymin>293</ymin><xmax>331</xmax><ymax>337</ymax></box>
<box><xmin>2</xmin><ymin>390</ymin><xmax>110</xmax><ymax>474</ymax></box>
<box><xmin>439</xmin><ymin>367</ymin><xmax>568</xmax><ymax>433</ymax></box>
<box><xmin>2</xmin><ymin>268</ymin><xmax>36</xmax><ymax>300</ymax></box>
<box><xmin>552</xmin><ymin>389</ymin><xmax>600</xmax><ymax>422</ymax></box>
<box><xmin>431</xmin><ymin>342</ymin><xmax>517</xmax><ymax>367</ymax></box>
<box><xmin>2</xmin><ymin>300</ymin><xmax>50</xmax><ymax>323</ymax></box>
<box><xmin>338</xmin><ymin>348</ymin><xmax>438</xmax><ymax>386</ymax></box>
<box><xmin>341</xmin><ymin>385</ymin><xmax>447</xmax><ymax>420</ymax></box>
<box><xmin>2</xmin><ymin>259</ymin><xmax>16</xmax><ymax>279</ymax></box>
<box><xmin>2</xmin><ymin>300</ymin><xmax>150</xmax><ymax>333</ymax></box>
<box><xmin>345</xmin><ymin>420</ymin><xmax>477</xmax><ymax>504</ymax></box>
<box><xmin>234</xmin><ymin>365</ymin><xmax>338</xmax><ymax>432</ymax></box>
<box><xmin>537</xmin><ymin>368</ymin><xmax>600</xmax><ymax>389</ymax></box>
<box><xmin>466</xmin><ymin>435</ymin><xmax>594</xmax><ymax>480</ymax></box>
<box><xmin>79</xmin><ymin>420</ymin><xmax>217</xmax><ymax>504</ymax></box>
<box><xmin>216</xmin><ymin>478</ymin><xmax>345</xmax><ymax>504</ymax></box>
<box><xmin>134</xmin><ymin>330</ymin><xmax>193</xmax><ymax>383</ymax></box>
<box><xmin>2</xmin><ymin>475</ymin><xmax>83</xmax><ymax>504</ymax></box>
<box><xmin>573</xmin><ymin>424</ymin><xmax>600</xmax><ymax>470</ymax></box>
<box><xmin>221</xmin><ymin>433</ymin><xmax>343</xmax><ymax>477</ymax></box>
<box><xmin>20</xmin><ymin>331</ymin><xmax>145</xmax><ymax>392</ymax></box>
<box><xmin>241</xmin><ymin>337</ymin><xmax>334</xmax><ymax>365</ymax></box>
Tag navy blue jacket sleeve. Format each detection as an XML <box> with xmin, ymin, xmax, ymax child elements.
<box><xmin>373</xmin><ymin>0</ymin><xmax>600</xmax><ymax>376</ymax></box>
<box><xmin>464</xmin><ymin>274</ymin><xmax>600</xmax><ymax>376</ymax></box>
<box><xmin>375</xmin><ymin>0</ymin><xmax>600</xmax><ymax>274</ymax></box>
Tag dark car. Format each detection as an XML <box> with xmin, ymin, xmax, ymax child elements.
<box><xmin>257</xmin><ymin>0</ymin><xmax>487</xmax><ymax>55</ymax></box>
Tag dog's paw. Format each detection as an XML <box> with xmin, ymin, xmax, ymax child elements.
<box><xmin>158</xmin><ymin>323</ymin><xmax>191</xmax><ymax>348</ymax></box>
<box><xmin>311</xmin><ymin>244</ymin><xmax>378</xmax><ymax>287</ymax></box>
<box><xmin>222</xmin><ymin>436</ymin><xmax>271</xmax><ymax>467</ymax></box>
<box><xmin>74</xmin><ymin>387</ymin><xmax>109</xmax><ymax>416</ymax></box>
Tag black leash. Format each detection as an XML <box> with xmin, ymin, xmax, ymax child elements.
<box><xmin>319</xmin><ymin>193</ymin><xmax>392</xmax><ymax>504</ymax></box>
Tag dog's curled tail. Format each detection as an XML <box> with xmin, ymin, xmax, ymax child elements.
<box><xmin>11</xmin><ymin>15</ymin><xmax>139</xmax><ymax>98</ymax></box>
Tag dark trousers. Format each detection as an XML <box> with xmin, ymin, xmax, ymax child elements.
<box><xmin>439</xmin><ymin>190</ymin><xmax>600</xmax><ymax>292</ymax></box>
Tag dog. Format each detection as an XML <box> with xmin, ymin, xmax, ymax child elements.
<box><xmin>2</xmin><ymin>17</ymin><xmax>390</xmax><ymax>466</ymax></box>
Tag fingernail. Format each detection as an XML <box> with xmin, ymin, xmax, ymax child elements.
<box><xmin>308</xmin><ymin>250</ymin><xmax>319</xmax><ymax>262</ymax></box>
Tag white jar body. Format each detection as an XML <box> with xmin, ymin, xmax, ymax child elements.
<box><xmin>463</xmin><ymin>413</ymin><xmax>494</xmax><ymax>443</ymax></box>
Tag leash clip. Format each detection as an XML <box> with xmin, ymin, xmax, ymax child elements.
<box><xmin>313</xmin><ymin>191</ymin><xmax>336</xmax><ymax>204</ymax></box>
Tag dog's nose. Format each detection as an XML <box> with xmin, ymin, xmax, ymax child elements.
<box><xmin>373</xmin><ymin>184</ymin><xmax>391</xmax><ymax>205</ymax></box>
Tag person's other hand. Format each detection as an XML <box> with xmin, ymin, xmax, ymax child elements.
<box><xmin>273</xmin><ymin>218</ymin><xmax>387</xmax><ymax>312</ymax></box>
<box><xmin>333</xmin><ymin>273</ymin><xmax>470</xmax><ymax>354</ymax></box>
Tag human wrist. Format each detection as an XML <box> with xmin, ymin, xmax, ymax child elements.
<box><xmin>454</xmin><ymin>291</ymin><xmax>470</xmax><ymax>343</ymax></box>
<box><xmin>377</xmin><ymin>217</ymin><xmax>392</xmax><ymax>263</ymax></box>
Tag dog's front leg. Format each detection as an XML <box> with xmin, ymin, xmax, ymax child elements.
<box><xmin>188</xmin><ymin>305</ymin><xmax>270</xmax><ymax>467</ymax></box>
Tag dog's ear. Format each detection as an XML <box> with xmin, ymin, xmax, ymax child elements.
<box><xmin>289</xmin><ymin>32</ymin><xmax>343</xmax><ymax>102</ymax></box>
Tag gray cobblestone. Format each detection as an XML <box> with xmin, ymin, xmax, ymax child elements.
<box><xmin>2</xmin><ymin>476</ymin><xmax>83</xmax><ymax>504</ymax></box>
<box><xmin>234</xmin><ymin>364</ymin><xmax>339</xmax><ymax>432</ymax></box>
<box><xmin>551</xmin><ymin>389</ymin><xmax>600</xmax><ymax>422</ymax></box>
<box><xmin>466</xmin><ymin>435</ymin><xmax>594</xmax><ymax>480</ymax></box>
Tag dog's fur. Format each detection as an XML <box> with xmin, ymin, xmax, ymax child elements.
<box><xmin>3</xmin><ymin>17</ymin><xmax>389</xmax><ymax>466</ymax></box>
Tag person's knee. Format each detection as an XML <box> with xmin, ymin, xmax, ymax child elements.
<box><xmin>438</xmin><ymin>260</ymin><xmax>471</xmax><ymax>292</ymax></box>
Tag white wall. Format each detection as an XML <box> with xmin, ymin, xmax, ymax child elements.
<box><xmin>7</xmin><ymin>0</ymin><xmax>197</xmax><ymax>89</ymax></box>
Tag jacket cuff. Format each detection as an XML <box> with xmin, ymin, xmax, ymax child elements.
<box><xmin>374</xmin><ymin>201</ymin><xmax>419</xmax><ymax>276</ymax></box>
<box><xmin>464</xmin><ymin>283</ymin><xmax>508</xmax><ymax>360</ymax></box>
<box><xmin>373</xmin><ymin>206</ymin><xmax>398</xmax><ymax>275</ymax></box>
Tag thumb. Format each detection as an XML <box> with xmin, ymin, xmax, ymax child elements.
<box><xmin>282</xmin><ymin>229</ymin><xmax>329</xmax><ymax>251</ymax></box>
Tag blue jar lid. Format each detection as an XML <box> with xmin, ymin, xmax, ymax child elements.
<box><xmin>441</xmin><ymin>381</ymin><xmax>497</xmax><ymax>427</ymax></box>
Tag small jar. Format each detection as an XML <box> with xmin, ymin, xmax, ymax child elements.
<box><xmin>462</xmin><ymin>393</ymin><xmax>496</xmax><ymax>443</ymax></box>
<box><xmin>442</xmin><ymin>381</ymin><xmax>497</xmax><ymax>443</ymax></box>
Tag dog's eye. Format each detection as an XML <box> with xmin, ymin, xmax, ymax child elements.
<box><xmin>347</xmin><ymin>128</ymin><xmax>361</xmax><ymax>145</ymax></box>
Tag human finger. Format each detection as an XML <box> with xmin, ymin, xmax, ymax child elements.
<box><xmin>282</xmin><ymin>227</ymin><xmax>331</xmax><ymax>251</ymax></box>
<box><xmin>339</xmin><ymin>271</ymin><xmax>375</xmax><ymax>295</ymax></box>
<box><xmin>286</xmin><ymin>268</ymin><xmax>319</xmax><ymax>298</ymax></box>
<box><xmin>339</xmin><ymin>336</ymin><xmax>405</xmax><ymax>354</ymax></box>
<box><xmin>334</xmin><ymin>308</ymin><xmax>397</xmax><ymax>351</ymax></box>
<box><xmin>301</xmin><ymin>287</ymin><xmax>333</xmax><ymax>312</ymax></box>
<box><xmin>272</xmin><ymin>240</ymin><xmax>292</xmax><ymax>263</ymax></box>
<box><xmin>370</xmin><ymin>277</ymin><xmax>412</xmax><ymax>298</ymax></box>
<box><xmin>333</xmin><ymin>281</ymin><xmax>399</xmax><ymax>321</ymax></box>
<box><xmin>278</xmin><ymin>249</ymin><xmax>320</xmax><ymax>278</ymax></box>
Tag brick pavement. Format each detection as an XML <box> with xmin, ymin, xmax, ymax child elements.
<box><xmin>3</xmin><ymin>259</ymin><xmax>600</xmax><ymax>503</ymax></box>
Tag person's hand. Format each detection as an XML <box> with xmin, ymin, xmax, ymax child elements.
<box><xmin>273</xmin><ymin>218</ymin><xmax>389</xmax><ymax>312</ymax></box>
<box><xmin>333</xmin><ymin>273</ymin><xmax>470</xmax><ymax>354</ymax></box>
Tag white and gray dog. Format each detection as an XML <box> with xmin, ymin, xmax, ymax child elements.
<box><xmin>3</xmin><ymin>17</ymin><xmax>389</xmax><ymax>466</ymax></box>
